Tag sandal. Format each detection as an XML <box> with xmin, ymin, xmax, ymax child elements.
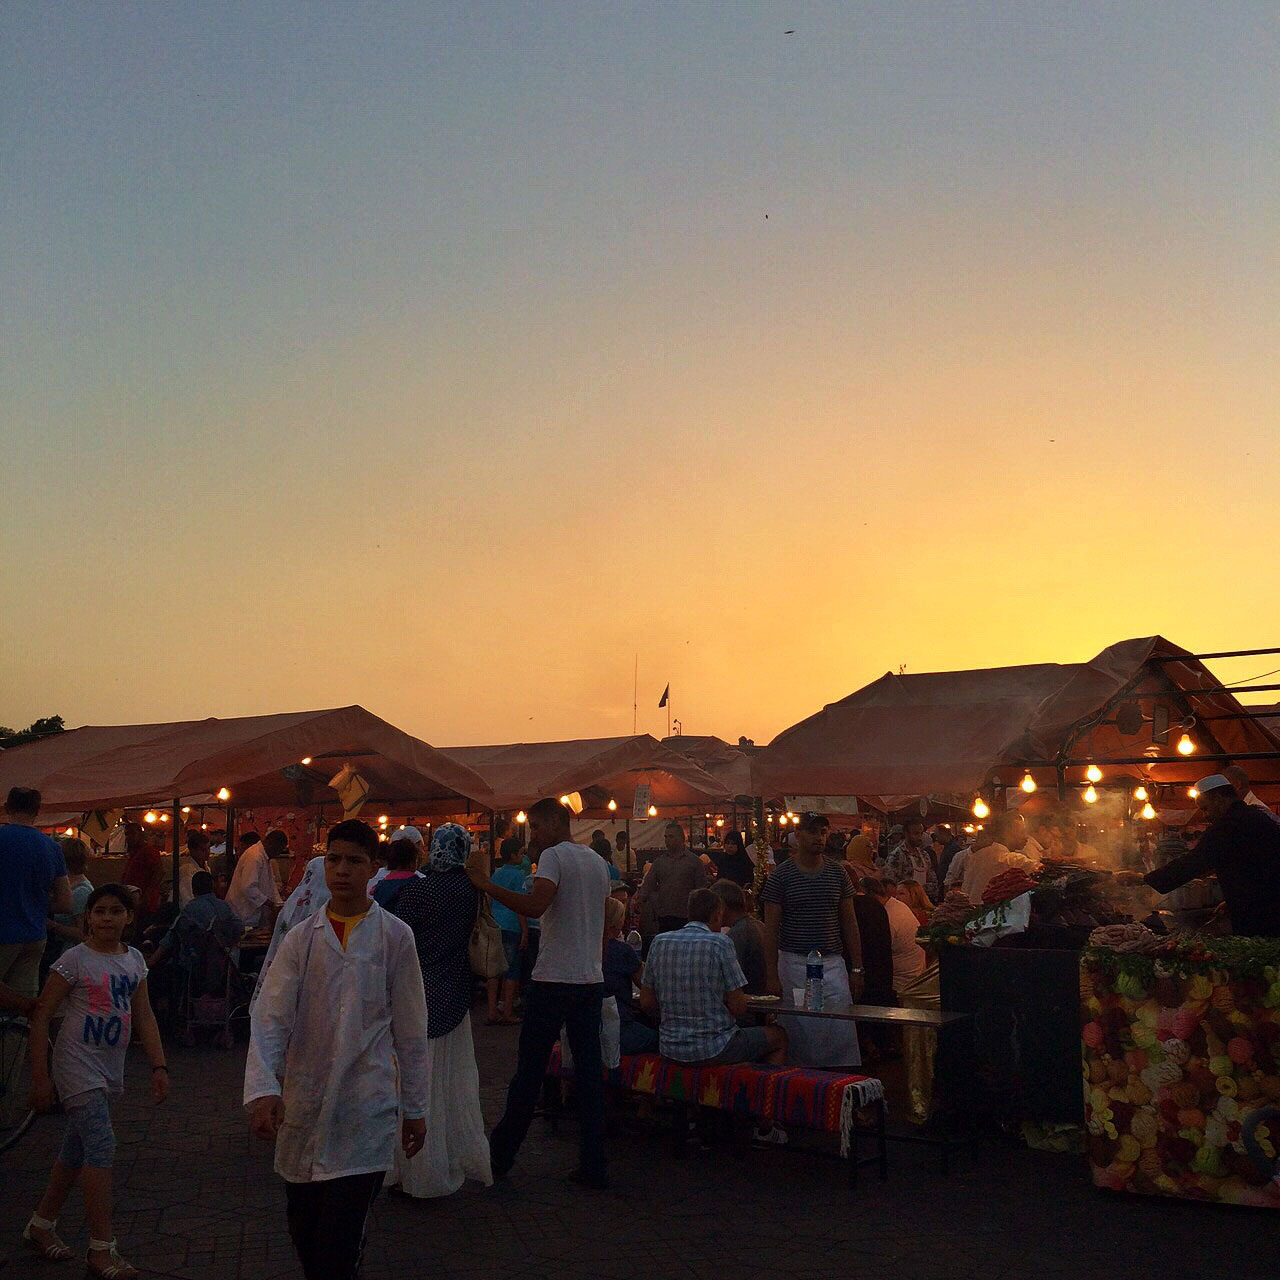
<box><xmin>85</xmin><ymin>1239</ymin><xmax>138</xmax><ymax>1279</ymax></box>
<box><xmin>23</xmin><ymin>1214</ymin><xmax>75</xmax><ymax>1261</ymax></box>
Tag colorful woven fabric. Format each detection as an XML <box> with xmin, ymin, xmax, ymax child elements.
<box><xmin>547</xmin><ymin>1045</ymin><xmax>884</xmax><ymax>1156</ymax></box>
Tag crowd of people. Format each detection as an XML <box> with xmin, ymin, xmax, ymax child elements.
<box><xmin>5</xmin><ymin>765</ymin><xmax>1280</xmax><ymax>1279</ymax></box>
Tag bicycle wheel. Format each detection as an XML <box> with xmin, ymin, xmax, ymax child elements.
<box><xmin>0</xmin><ymin>1017</ymin><xmax>37</xmax><ymax>1153</ymax></box>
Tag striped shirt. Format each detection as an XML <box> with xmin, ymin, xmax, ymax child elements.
<box><xmin>759</xmin><ymin>858</ymin><xmax>853</xmax><ymax>955</ymax></box>
<box><xmin>643</xmin><ymin>922</ymin><xmax>747</xmax><ymax>1062</ymax></box>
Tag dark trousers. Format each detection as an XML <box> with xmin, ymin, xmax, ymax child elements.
<box><xmin>284</xmin><ymin>1171</ymin><xmax>384</xmax><ymax>1280</ymax></box>
<box><xmin>489</xmin><ymin>980</ymin><xmax>606</xmax><ymax>1181</ymax></box>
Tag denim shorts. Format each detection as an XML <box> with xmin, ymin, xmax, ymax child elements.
<box><xmin>58</xmin><ymin>1089</ymin><xmax>116</xmax><ymax>1170</ymax></box>
<box><xmin>500</xmin><ymin>930</ymin><xmax>523</xmax><ymax>981</ymax></box>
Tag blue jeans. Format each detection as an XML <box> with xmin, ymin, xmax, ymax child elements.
<box><xmin>489</xmin><ymin>981</ymin><xmax>606</xmax><ymax>1182</ymax></box>
<box><xmin>58</xmin><ymin>1089</ymin><xmax>115</xmax><ymax>1170</ymax></box>
<box><xmin>619</xmin><ymin>1018</ymin><xmax>659</xmax><ymax>1055</ymax></box>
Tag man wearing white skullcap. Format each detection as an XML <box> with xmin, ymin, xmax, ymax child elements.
<box><xmin>1143</xmin><ymin>775</ymin><xmax>1280</xmax><ymax>936</ymax></box>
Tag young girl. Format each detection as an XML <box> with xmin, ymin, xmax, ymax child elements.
<box><xmin>24</xmin><ymin>883</ymin><xmax>167</xmax><ymax>1278</ymax></box>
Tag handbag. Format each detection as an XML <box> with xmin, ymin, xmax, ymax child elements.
<box><xmin>468</xmin><ymin>890</ymin><xmax>506</xmax><ymax>978</ymax></box>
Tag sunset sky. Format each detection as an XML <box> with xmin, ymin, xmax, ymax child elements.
<box><xmin>2</xmin><ymin>3</ymin><xmax>1277</xmax><ymax>747</ymax></box>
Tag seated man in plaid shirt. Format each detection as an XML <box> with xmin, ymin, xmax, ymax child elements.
<box><xmin>639</xmin><ymin>889</ymin><xmax>786</xmax><ymax>1067</ymax></box>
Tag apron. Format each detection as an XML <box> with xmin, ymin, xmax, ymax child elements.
<box><xmin>776</xmin><ymin>952</ymin><xmax>860</xmax><ymax>1069</ymax></box>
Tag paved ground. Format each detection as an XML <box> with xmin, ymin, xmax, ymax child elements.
<box><xmin>3</xmin><ymin>1012</ymin><xmax>1278</xmax><ymax>1280</ymax></box>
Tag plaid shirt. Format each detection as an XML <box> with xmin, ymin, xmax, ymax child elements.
<box><xmin>643</xmin><ymin>922</ymin><xmax>747</xmax><ymax>1062</ymax></box>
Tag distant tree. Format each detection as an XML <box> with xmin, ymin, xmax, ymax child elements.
<box><xmin>0</xmin><ymin>715</ymin><xmax>66</xmax><ymax>747</ymax></box>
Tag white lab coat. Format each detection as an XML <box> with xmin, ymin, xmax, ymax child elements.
<box><xmin>243</xmin><ymin>902</ymin><xmax>430</xmax><ymax>1183</ymax></box>
<box><xmin>226</xmin><ymin>842</ymin><xmax>283</xmax><ymax>926</ymax></box>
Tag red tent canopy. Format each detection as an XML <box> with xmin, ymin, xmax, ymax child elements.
<box><xmin>660</xmin><ymin>735</ymin><xmax>755</xmax><ymax>799</ymax></box>
<box><xmin>442</xmin><ymin>735</ymin><xmax>729</xmax><ymax>813</ymax></box>
<box><xmin>0</xmin><ymin>706</ymin><xmax>494</xmax><ymax>814</ymax></box>
<box><xmin>754</xmin><ymin>637</ymin><xmax>1280</xmax><ymax>803</ymax></box>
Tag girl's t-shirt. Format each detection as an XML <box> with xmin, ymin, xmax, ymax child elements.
<box><xmin>51</xmin><ymin>943</ymin><xmax>147</xmax><ymax>1102</ymax></box>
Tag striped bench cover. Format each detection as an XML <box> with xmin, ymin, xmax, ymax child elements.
<box><xmin>547</xmin><ymin>1043</ymin><xmax>884</xmax><ymax>1158</ymax></box>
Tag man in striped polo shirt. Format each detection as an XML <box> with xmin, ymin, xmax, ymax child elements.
<box><xmin>760</xmin><ymin>812</ymin><xmax>864</xmax><ymax>1068</ymax></box>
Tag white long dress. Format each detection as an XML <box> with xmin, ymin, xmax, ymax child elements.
<box><xmin>386</xmin><ymin>1013</ymin><xmax>493</xmax><ymax>1198</ymax></box>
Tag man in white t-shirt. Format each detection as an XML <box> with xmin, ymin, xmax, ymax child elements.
<box><xmin>867</xmin><ymin>879</ymin><xmax>927</xmax><ymax>992</ymax></box>
<box><xmin>467</xmin><ymin>797</ymin><xmax>611</xmax><ymax>1189</ymax></box>
<box><xmin>960</xmin><ymin>812</ymin><xmax>1040</xmax><ymax>903</ymax></box>
<box><xmin>225</xmin><ymin>831</ymin><xmax>284</xmax><ymax>928</ymax></box>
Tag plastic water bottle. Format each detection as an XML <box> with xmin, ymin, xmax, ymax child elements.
<box><xmin>805</xmin><ymin>949</ymin><xmax>824</xmax><ymax>1011</ymax></box>
<box><xmin>626</xmin><ymin>929</ymin><xmax>642</xmax><ymax>951</ymax></box>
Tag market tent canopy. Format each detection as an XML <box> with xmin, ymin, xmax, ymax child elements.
<box><xmin>754</xmin><ymin>637</ymin><xmax>1280</xmax><ymax>802</ymax></box>
<box><xmin>0</xmin><ymin>706</ymin><xmax>495</xmax><ymax>814</ymax></box>
<box><xmin>660</xmin><ymin>735</ymin><xmax>755</xmax><ymax>800</ymax></box>
<box><xmin>441</xmin><ymin>735</ymin><xmax>729</xmax><ymax>813</ymax></box>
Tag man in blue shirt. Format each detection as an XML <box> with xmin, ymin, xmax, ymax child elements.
<box><xmin>0</xmin><ymin>787</ymin><xmax>71</xmax><ymax>997</ymax></box>
<box><xmin>640</xmin><ymin>889</ymin><xmax>786</xmax><ymax>1066</ymax></box>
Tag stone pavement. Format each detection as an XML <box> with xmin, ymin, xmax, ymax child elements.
<box><xmin>3</xmin><ymin>1012</ymin><xmax>1278</xmax><ymax>1280</ymax></box>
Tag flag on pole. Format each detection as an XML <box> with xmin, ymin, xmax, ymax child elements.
<box><xmin>658</xmin><ymin>683</ymin><xmax>669</xmax><ymax>708</ymax></box>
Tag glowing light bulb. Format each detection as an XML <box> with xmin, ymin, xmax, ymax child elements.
<box><xmin>216</xmin><ymin>787</ymin><xmax>231</xmax><ymax>802</ymax></box>
<box><xmin>647</xmin><ymin>804</ymin><xmax>658</xmax><ymax>818</ymax></box>
<box><xmin>143</xmin><ymin>810</ymin><xmax>158</xmax><ymax>824</ymax></box>
<box><xmin>300</xmin><ymin>757</ymin><xmax>312</xmax><ymax>766</ymax></box>
<box><xmin>972</xmin><ymin>797</ymin><xmax>990</xmax><ymax>819</ymax></box>
<box><xmin>1141</xmin><ymin>803</ymin><xmax>1156</xmax><ymax>820</ymax></box>
<box><xmin>160</xmin><ymin>812</ymin><xmax>170</xmax><ymax>822</ymax></box>
<box><xmin>1084</xmin><ymin>785</ymin><xmax>1098</xmax><ymax>805</ymax></box>
<box><xmin>607</xmin><ymin>798</ymin><xmax>617</xmax><ymax>812</ymax></box>
<box><xmin>560</xmin><ymin>795</ymin><xmax>571</xmax><ymax>806</ymax></box>
<box><xmin>1188</xmin><ymin>787</ymin><xmax>1199</xmax><ymax>800</ymax></box>
<box><xmin>378</xmin><ymin>832</ymin><xmax>388</xmax><ymax>842</ymax></box>
<box><xmin>1086</xmin><ymin>764</ymin><xmax>1103</xmax><ymax>783</ymax></box>
<box><xmin>200</xmin><ymin>823</ymin><xmax>208</xmax><ymax>830</ymax></box>
<box><xmin>1133</xmin><ymin>787</ymin><xmax>1148</xmax><ymax>802</ymax></box>
<box><xmin>515</xmin><ymin>811</ymin><xmax>527</xmax><ymax>824</ymax></box>
<box><xmin>963</xmin><ymin>824</ymin><xmax>976</xmax><ymax>834</ymax></box>
<box><xmin>181</xmin><ymin>805</ymin><xmax>191</xmax><ymax>815</ymax></box>
<box><xmin>715</xmin><ymin>818</ymin><xmax>724</xmax><ymax>828</ymax></box>
<box><xmin>378</xmin><ymin>814</ymin><xmax>388</xmax><ymax>825</ymax></box>
<box><xmin>64</xmin><ymin>827</ymin><xmax>75</xmax><ymax>836</ymax></box>
<box><xmin>1177</xmin><ymin>734</ymin><xmax>1195</xmax><ymax>756</ymax></box>
<box><xmin>1020</xmin><ymin>773</ymin><xmax>1037</xmax><ymax>794</ymax></box>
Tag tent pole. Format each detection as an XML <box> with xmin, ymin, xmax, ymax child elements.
<box><xmin>171</xmin><ymin>798</ymin><xmax>181</xmax><ymax>907</ymax></box>
<box><xmin>226</xmin><ymin>805</ymin><xmax>237</xmax><ymax>878</ymax></box>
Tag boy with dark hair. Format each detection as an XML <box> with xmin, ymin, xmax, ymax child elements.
<box><xmin>245</xmin><ymin>819</ymin><xmax>428</xmax><ymax>1280</ymax></box>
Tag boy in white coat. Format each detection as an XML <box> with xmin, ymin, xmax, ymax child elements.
<box><xmin>244</xmin><ymin>819</ymin><xmax>429</xmax><ymax>1280</ymax></box>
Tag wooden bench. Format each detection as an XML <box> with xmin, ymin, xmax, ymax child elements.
<box><xmin>745</xmin><ymin>1001</ymin><xmax>976</xmax><ymax>1174</ymax></box>
<box><xmin>544</xmin><ymin>1044</ymin><xmax>888</xmax><ymax>1186</ymax></box>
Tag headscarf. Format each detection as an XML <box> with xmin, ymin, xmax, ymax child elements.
<box><xmin>429</xmin><ymin>822</ymin><xmax>472</xmax><ymax>871</ymax></box>
<box><xmin>252</xmin><ymin>851</ymin><xmax>330</xmax><ymax>1008</ymax></box>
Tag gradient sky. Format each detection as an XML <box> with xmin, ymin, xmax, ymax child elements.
<box><xmin>2</xmin><ymin>3</ymin><xmax>1277</xmax><ymax>746</ymax></box>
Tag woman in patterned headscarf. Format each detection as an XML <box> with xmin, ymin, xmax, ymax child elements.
<box><xmin>384</xmin><ymin>824</ymin><xmax>492</xmax><ymax>1198</ymax></box>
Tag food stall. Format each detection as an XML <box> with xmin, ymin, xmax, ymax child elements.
<box><xmin>1081</xmin><ymin>936</ymin><xmax>1280</xmax><ymax>1206</ymax></box>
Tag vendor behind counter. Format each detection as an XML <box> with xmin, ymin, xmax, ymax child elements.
<box><xmin>1143</xmin><ymin>774</ymin><xmax>1280</xmax><ymax>937</ymax></box>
